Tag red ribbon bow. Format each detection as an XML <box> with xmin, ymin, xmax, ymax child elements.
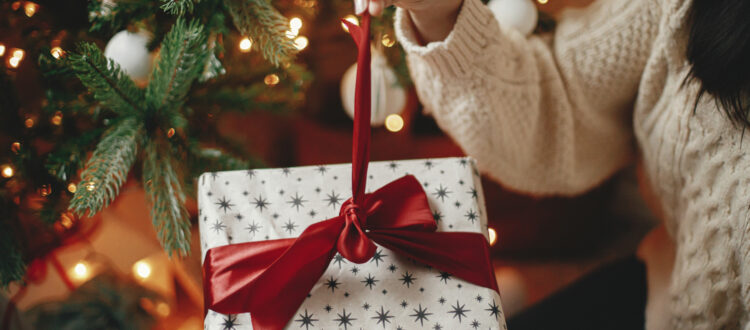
<box><xmin>202</xmin><ymin>13</ymin><xmax>499</xmax><ymax>329</ymax></box>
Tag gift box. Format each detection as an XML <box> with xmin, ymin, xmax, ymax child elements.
<box><xmin>199</xmin><ymin>157</ymin><xmax>507</xmax><ymax>329</ymax></box>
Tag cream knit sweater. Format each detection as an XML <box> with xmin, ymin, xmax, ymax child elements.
<box><xmin>394</xmin><ymin>0</ymin><xmax>750</xmax><ymax>328</ymax></box>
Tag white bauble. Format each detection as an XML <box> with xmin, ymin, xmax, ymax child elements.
<box><xmin>487</xmin><ymin>0</ymin><xmax>538</xmax><ymax>36</ymax></box>
<box><xmin>104</xmin><ymin>30</ymin><xmax>153</xmax><ymax>83</ymax></box>
<box><xmin>340</xmin><ymin>48</ymin><xmax>406</xmax><ymax>127</ymax></box>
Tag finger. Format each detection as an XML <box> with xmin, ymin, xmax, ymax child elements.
<box><xmin>369</xmin><ymin>0</ymin><xmax>391</xmax><ymax>16</ymax></box>
<box><xmin>354</xmin><ymin>0</ymin><xmax>367</xmax><ymax>15</ymax></box>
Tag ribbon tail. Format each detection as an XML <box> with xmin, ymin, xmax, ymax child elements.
<box><xmin>369</xmin><ymin>230</ymin><xmax>499</xmax><ymax>292</ymax></box>
<box><xmin>204</xmin><ymin>217</ymin><xmax>345</xmax><ymax>329</ymax></box>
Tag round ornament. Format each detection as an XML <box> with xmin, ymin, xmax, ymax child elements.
<box><xmin>104</xmin><ymin>29</ymin><xmax>153</xmax><ymax>84</ymax></box>
<box><xmin>340</xmin><ymin>48</ymin><xmax>406</xmax><ymax>127</ymax></box>
<box><xmin>487</xmin><ymin>0</ymin><xmax>539</xmax><ymax>36</ymax></box>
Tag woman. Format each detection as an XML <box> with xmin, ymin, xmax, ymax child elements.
<box><xmin>354</xmin><ymin>0</ymin><xmax>750</xmax><ymax>328</ymax></box>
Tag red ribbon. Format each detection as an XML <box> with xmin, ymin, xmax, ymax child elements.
<box><xmin>202</xmin><ymin>13</ymin><xmax>499</xmax><ymax>329</ymax></box>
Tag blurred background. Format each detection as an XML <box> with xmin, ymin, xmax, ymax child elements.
<box><xmin>0</xmin><ymin>0</ymin><xmax>657</xmax><ymax>328</ymax></box>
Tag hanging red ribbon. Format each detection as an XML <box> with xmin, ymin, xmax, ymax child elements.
<box><xmin>202</xmin><ymin>13</ymin><xmax>499</xmax><ymax>330</ymax></box>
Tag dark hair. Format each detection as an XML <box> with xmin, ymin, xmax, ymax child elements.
<box><xmin>686</xmin><ymin>0</ymin><xmax>750</xmax><ymax>128</ymax></box>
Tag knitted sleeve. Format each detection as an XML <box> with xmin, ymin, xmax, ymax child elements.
<box><xmin>395</xmin><ymin>0</ymin><xmax>661</xmax><ymax>195</ymax></box>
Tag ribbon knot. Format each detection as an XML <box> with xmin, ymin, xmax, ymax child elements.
<box><xmin>337</xmin><ymin>198</ymin><xmax>383</xmax><ymax>263</ymax></box>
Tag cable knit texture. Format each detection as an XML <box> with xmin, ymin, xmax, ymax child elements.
<box><xmin>395</xmin><ymin>0</ymin><xmax>750</xmax><ymax>328</ymax></box>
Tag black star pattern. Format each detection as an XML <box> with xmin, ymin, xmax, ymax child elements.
<box><xmin>252</xmin><ymin>195</ymin><xmax>269</xmax><ymax>212</ymax></box>
<box><xmin>372</xmin><ymin>306</ymin><xmax>394</xmax><ymax>328</ymax></box>
<box><xmin>410</xmin><ymin>304</ymin><xmax>432</xmax><ymax>326</ymax></box>
<box><xmin>324</xmin><ymin>304</ymin><xmax>332</xmax><ymax>312</ymax></box>
<box><xmin>459</xmin><ymin>179</ymin><xmax>465</xmax><ymax>185</ymax></box>
<box><xmin>245</xmin><ymin>169</ymin><xmax>256</xmax><ymax>178</ymax></box>
<box><xmin>471</xmin><ymin>319</ymin><xmax>481</xmax><ymax>329</ymax></box>
<box><xmin>245</xmin><ymin>221</ymin><xmax>262</xmax><ymax>237</ymax></box>
<box><xmin>215</xmin><ymin>196</ymin><xmax>234</xmax><ymax>213</ymax></box>
<box><xmin>221</xmin><ymin>314</ymin><xmax>239</xmax><ymax>330</ymax></box>
<box><xmin>279</xmin><ymin>189</ymin><xmax>285</xmax><ymax>195</ymax></box>
<box><xmin>361</xmin><ymin>274</ymin><xmax>378</xmax><ymax>289</ymax></box>
<box><xmin>486</xmin><ymin>300</ymin><xmax>502</xmax><ymax>319</ymax></box>
<box><xmin>370</xmin><ymin>249</ymin><xmax>386</xmax><ymax>266</ymax></box>
<box><xmin>272</xmin><ymin>213</ymin><xmax>279</xmax><ymax>219</ymax></box>
<box><xmin>438</xmin><ymin>297</ymin><xmax>447</xmax><ymax>304</ymax></box>
<box><xmin>382</xmin><ymin>289</ymin><xmax>388</xmax><ymax>295</ymax></box>
<box><xmin>210</xmin><ymin>172</ymin><xmax>218</xmax><ymax>180</ymax></box>
<box><xmin>388</xmin><ymin>162</ymin><xmax>398</xmax><ymax>171</ymax></box>
<box><xmin>459</xmin><ymin>158</ymin><xmax>469</xmax><ymax>167</ymax></box>
<box><xmin>388</xmin><ymin>264</ymin><xmax>397</xmax><ymax>272</ymax></box>
<box><xmin>344</xmin><ymin>292</ymin><xmax>350</xmax><ymax>297</ymax></box>
<box><xmin>476</xmin><ymin>294</ymin><xmax>483</xmax><ymax>302</ymax></box>
<box><xmin>315</xmin><ymin>187</ymin><xmax>321</xmax><ymax>193</ymax></box>
<box><xmin>454</xmin><ymin>201</ymin><xmax>462</xmax><ymax>208</ymax></box>
<box><xmin>433</xmin><ymin>185</ymin><xmax>451</xmax><ymax>202</ymax></box>
<box><xmin>457</xmin><ymin>283</ymin><xmax>463</xmax><ymax>289</ymax></box>
<box><xmin>350</xmin><ymin>266</ymin><xmax>359</xmax><ymax>275</ymax></box>
<box><xmin>433</xmin><ymin>323</ymin><xmax>443</xmax><ymax>330</ymax></box>
<box><xmin>400</xmin><ymin>300</ymin><xmax>408</xmax><ymax>308</ymax></box>
<box><xmin>242</xmin><ymin>190</ymin><xmax>249</xmax><ymax>196</ymax></box>
<box><xmin>400</xmin><ymin>271</ymin><xmax>416</xmax><ymax>288</ymax></box>
<box><xmin>235</xmin><ymin>214</ymin><xmax>243</xmax><ymax>221</ymax></box>
<box><xmin>333</xmin><ymin>254</ymin><xmax>346</xmax><ymax>268</ymax></box>
<box><xmin>449</xmin><ymin>300</ymin><xmax>470</xmax><ymax>323</ymax></box>
<box><xmin>316</xmin><ymin>166</ymin><xmax>328</xmax><ymax>175</ymax></box>
<box><xmin>309</xmin><ymin>209</ymin><xmax>317</xmax><ymax>217</ymax></box>
<box><xmin>419</xmin><ymin>287</ymin><xmax>425</xmax><ymax>292</ymax></box>
<box><xmin>281</xmin><ymin>168</ymin><xmax>291</xmax><ymax>176</ymax></box>
<box><xmin>324</xmin><ymin>276</ymin><xmax>340</xmax><ymax>293</ymax></box>
<box><xmin>432</xmin><ymin>210</ymin><xmax>443</xmax><ymax>223</ymax></box>
<box><xmin>295</xmin><ymin>310</ymin><xmax>318</xmax><ymax>330</ymax></box>
<box><xmin>334</xmin><ymin>309</ymin><xmax>356</xmax><ymax>330</ymax></box>
<box><xmin>468</xmin><ymin>187</ymin><xmax>478</xmax><ymax>199</ymax></box>
<box><xmin>423</xmin><ymin>160</ymin><xmax>434</xmax><ymax>169</ymax></box>
<box><xmin>287</xmin><ymin>192</ymin><xmax>307</xmax><ymax>212</ymax></box>
<box><xmin>465</xmin><ymin>209</ymin><xmax>478</xmax><ymax>223</ymax></box>
<box><xmin>362</xmin><ymin>302</ymin><xmax>371</xmax><ymax>310</ymax></box>
<box><xmin>284</xmin><ymin>219</ymin><xmax>298</xmax><ymax>234</ymax></box>
<box><xmin>437</xmin><ymin>271</ymin><xmax>452</xmax><ymax>283</ymax></box>
<box><xmin>207</xmin><ymin>191</ymin><xmax>212</xmax><ymax>197</ymax></box>
<box><xmin>211</xmin><ymin>220</ymin><xmax>226</xmax><ymax>234</ymax></box>
<box><xmin>324</xmin><ymin>191</ymin><xmax>342</xmax><ymax>209</ymax></box>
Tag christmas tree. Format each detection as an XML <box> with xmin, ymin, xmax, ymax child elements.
<box><xmin>0</xmin><ymin>0</ymin><xmax>315</xmax><ymax>286</ymax></box>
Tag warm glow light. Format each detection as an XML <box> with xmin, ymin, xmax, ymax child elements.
<box><xmin>60</xmin><ymin>213</ymin><xmax>74</xmax><ymax>229</ymax></box>
<box><xmin>38</xmin><ymin>184</ymin><xmax>52</xmax><ymax>197</ymax></box>
<box><xmin>239</xmin><ymin>37</ymin><xmax>252</xmax><ymax>52</ymax></box>
<box><xmin>341</xmin><ymin>15</ymin><xmax>359</xmax><ymax>32</ymax></box>
<box><xmin>67</xmin><ymin>183</ymin><xmax>77</xmax><ymax>193</ymax></box>
<box><xmin>285</xmin><ymin>29</ymin><xmax>299</xmax><ymax>39</ymax></box>
<box><xmin>537</xmin><ymin>0</ymin><xmax>548</xmax><ymax>3</ymax></box>
<box><xmin>264</xmin><ymin>73</ymin><xmax>280</xmax><ymax>86</ymax></box>
<box><xmin>86</xmin><ymin>181</ymin><xmax>96</xmax><ymax>191</ymax></box>
<box><xmin>11</xmin><ymin>142</ymin><xmax>21</xmax><ymax>153</ymax></box>
<box><xmin>488</xmin><ymin>228</ymin><xmax>498</xmax><ymax>246</ymax></box>
<box><xmin>24</xmin><ymin>117</ymin><xmax>34</xmax><ymax>128</ymax></box>
<box><xmin>384</xmin><ymin>114</ymin><xmax>404</xmax><ymax>132</ymax></box>
<box><xmin>24</xmin><ymin>2</ymin><xmax>38</xmax><ymax>17</ymax></box>
<box><xmin>1</xmin><ymin>165</ymin><xmax>14</xmax><ymax>178</ymax></box>
<box><xmin>382</xmin><ymin>34</ymin><xmax>396</xmax><ymax>47</ymax></box>
<box><xmin>51</xmin><ymin>46</ymin><xmax>64</xmax><ymax>59</ymax></box>
<box><xmin>290</xmin><ymin>17</ymin><xmax>303</xmax><ymax>31</ymax></box>
<box><xmin>167</xmin><ymin>127</ymin><xmax>175</xmax><ymax>138</ymax></box>
<box><xmin>133</xmin><ymin>260</ymin><xmax>152</xmax><ymax>279</ymax></box>
<box><xmin>0</xmin><ymin>44</ymin><xmax>5</xmax><ymax>56</ymax></box>
<box><xmin>294</xmin><ymin>36</ymin><xmax>308</xmax><ymax>50</ymax></box>
<box><xmin>51</xmin><ymin>111</ymin><xmax>63</xmax><ymax>125</ymax></box>
<box><xmin>155</xmin><ymin>302</ymin><xmax>171</xmax><ymax>317</ymax></box>
<box><xmin>73</xmin><ymin>262</ymin><xmax>88</xmax><ymax>279</ymax></box>
<box><xmin>12</xmin><ymin>49</ymin><xmax>24</xmax><ymax>60</ymax></box>
<box><xmin>8</xmin><ymin>56</ymin><xmax>21</xmax><ymax>68</ymax></box>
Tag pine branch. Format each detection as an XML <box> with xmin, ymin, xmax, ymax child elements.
<box><xmin>143</xmin><ymin>139</ymin><xmax>191</xmax><ymax>256</ymax></box>
<box><xmin>0</xmin><ymin>216</ymin><xmax>25</xmax><ymax>287</ymax></box>
<box><xmin>146</xmin><ymin>18</ymin><xmax>209</xmax><ymax>114</ymax></box>
<box><xmin>67</xmin><ymin>42</ymin><xmax>144</xmax><ymax>115</ymax></box>
<box><xmin>69</xmin><ymin>118</ymin><xmax>142</xmax><ymax>217</ymax></box>
<box><xmin>45</xmin><ymin>128</ymin><xmax>105</xmax><ymax>182</ymax></box>
<box><xmin>224</xmin><ymin>0</ymin><xmax>298</xmax><ymax>66</ymax></box>
<box><xmin>160</xmin><ymin>0</ymin><xmax>197</xmax><ymax>15</ymax></box>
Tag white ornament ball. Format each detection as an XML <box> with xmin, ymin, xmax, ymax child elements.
<box><xmin>340</xmin><ymin>49</ymin><xmax>406</xmax><ymax>127</ymax></box>
<box><xmin>104</xmin><ymin>30</ymin><xmax>153</xmax><ymax>83</ymax></box>
<box><xmin>487</xmin><ymin>0</ymin><xmax>538</xmax><ymax>36</ymax></box>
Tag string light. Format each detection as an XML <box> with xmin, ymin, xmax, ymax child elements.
<box><xmin>341</xmin><ymin>15</ymin><xmax>359</xmax><ymax>32</ymax></box>
<box><xmin>24</xmin><ymin>1</ymin><xmax>38</xmax><ymax>17</ymax></box>
<box><xmin>537</xmin><ymin>0</ymin><xmax>548</xmax><ymax>3</ymax></box>
<box><xmin>0</xmin><ymin>44</ymin><xmax>5</xmax><ymax>56</ymax></box>
<box><xmin>381</xmin><ymin>34</ymin><xmax>396</xmax><ymax>47</ymax></box>
<box><xmin>85</xmin><ymin>181</ymin><xmax>96</xmax><ymax>191</ymax></box>
<box><xmin>384</xmin><ymin>114</ymin><xmax>404</xmax><ymax>132</ymax></box>
<box><xmin>239</xmin><ymin>37</ymin><xmax>252</xmax><ymax>52</ymax></box>
<box><xmin>11</xmin><ymin>1</ymin><xmax>21</xmax><ymax>11</ymax></box>
<box><xmin>155</xmin><ymin>302</ymin><xmax>171</xmax><ymax>317</ymax></box>
<box><xmin>60</xmin><ymin>213</ymin><xmax>74</xmax><ymax>229</ymax></box>
<box><xmin>11</xmin><ymin>142</ymin><xmax>21</xmax><ymax>153</ymax></box>
<box><xmin>264</xmin><ymin>73</ymin><xmax>280</xmax><ymax>86</ymax></box>
<box><xmin>8</xmin><ymin>49</ymin><xmax>24</xmax><ymax>68</ymax></box>
<box><xmin>38</xmin><ymin>184</ymin><xmax>52</xmax><ymax>197</ymax></box>
<box><xmin>1</xmin><ymin>165</ymin><xmax>14</xmax><ymax>178</ymax></box>
<box><xmin>166</xmin><ymin>127</ymin><xmax>175</xmax><ymax>138</ymax></box>
<box><xmin>24</xmin><ymin>117</ymin><xmax>34</xmax><ymax>128</ymax></box>
<box><xmin>72</xmin><ymin>262</ymin><xmax>89</xmax><ymax>279</ymax></box>
<box><xmin>51</xmin><ymin>47</ymin><xmax>64</xmax><ymax>59</ymax></box>
<box><xmin>12</xmin><ymin>49</ymin><xmax>24</xmax><ymax>59</ymax></box>
<box><xmin>51</xmin><ymin>111</ymin><xmax>63</xmax><ymax>126</ymax></box>
<box><xmin>133</xmin><ymin>260</ymin><xmax>152</xmax><ymax>279</ymax></box>
<box><xmin>294</xmin><ymin>36</ymin><xmax>308</xmax><ymax>50</ymax></box>
<box><xmin>290</xmin><ymin>17</ymin><xmax>303</xmax><ymax>31</ymax></box>
<box><xmin>285</xmin><ymin>29</ymin><xmax>299</xmax><ymax>39</ymax></box>
<box><xmin>8</xmin><ymin>57</ymin><xmax>21</xmax><ymax>68</ymax></box>
<box><xmin>67</xmin><ymin>183</ymin><xmax>77</xmax><ymax>193</ymax></box>
<box><xmin>488</xmin><ymin>228</ymin><xmax>498</xmax><ymax>246</ymax></box>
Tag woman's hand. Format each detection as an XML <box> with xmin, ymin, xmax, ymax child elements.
<box><xmin>355</xmin><ymin>0</ymin><xmax>464</xmax><ymax>44</ymax></box>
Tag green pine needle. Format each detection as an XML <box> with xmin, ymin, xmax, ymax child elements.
<box><xmin>161</xmin><ymin>0</ymin><xmax>197</xmax><ymax>15</ymax></box>
<box><xmin>0</xmin><ymin>219</ymin><xmax>25</xmax><ymax>287</ymax></box>
<box><xmin>67</xmin><ymin>42</ymin><xmax>145</xmax><ymax>116</ymax></box>
<box><xmin>225</xmin><ymin>0</ymin><xmax>298</xmax><ymax>66</ymax></box>
<box><xmin>146</xmin><ymin>18</ymin><xmax>210</xmax><ymax>114</ymax></box>
<box><xmin>69</xmin><ymin>118</ymin><xmax>142</xmax><ymax>218</ymax></box>
<box><xmin>143</xmin><ymin>140</ymin><xmax>191</xmax><ymax>256</ymax></box>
